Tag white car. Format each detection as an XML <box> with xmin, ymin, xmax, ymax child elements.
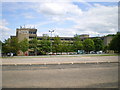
<box><xmin>90</xmin><ymin>51</ymin><xmax>96</xmax><ymax>54</ymax></box>
<box><xmin>96</xmin><ymin>51</ymin><xmax>103</xmax><ymax>54</ymax></box>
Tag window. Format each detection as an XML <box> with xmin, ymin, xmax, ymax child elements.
<box><xmin>29</xmin><ymin>31</ymin><xmax>36</xmax><ymax>34</ymax></box>
<box><xmin>37</xmin><ymin>38</ymin><xmax>42</xmax><ymax>40</ymax></box>
<box><xmin>19</xmin><ymin>30</ymin><xmax>28</xmax><ymax>34</ymax></box>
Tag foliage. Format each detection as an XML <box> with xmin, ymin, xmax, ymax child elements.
<box><xmin>83</xmin><ymin>39</ymin><xmax>94</xmax><ymax>53</ymax></box>
<box><xmin>106</xmin><ymin>34</ymin><xmax>115</xmax><ymax>37</ymax></box>
<box><xmin>2</xmin><ymin>39</ymin><xmax>11</xmax><ymax>53</ymax></box>
<box><xmin>53</xmin><ymin>36</ymin><xmax>61</xmax><ymax>54</ymax></box>
<box><xmin>73</xmin><ymin>34</ymin><xmax>83</xmax><ymax>52</ymax></box>
<box><xmin>58</xmin><ymin>42</ymin><xmax>64</xmax><ymax>54</ymax></box>
<box><xmin>29</xmin><ymin>38</ymin><xmax>38</xmax><ymax>55</ymax></box>
<box><xmin>19</xmin><ymin>38</ymin><xmax>29</xmax><ymax>53</ymax></box>
<box><xmin>3</xmin><ymin>33</ymin><xmax>117</xmax><ymax>55</ymax></box>
<box><xmin>38</xmin><ymin>36</ymin><xmax>51</xmax><ymax>54</ymax></box>
<box><xmin>2</xmin><ymin>37</ymin><xmax>20</xmax><ymax>55</ymax></box>
<box><xmin>0</xmin><ymin>40</ymin><xmax>2</xmax><ymax>49</ymax></box>
<box><xmin>103</xmin><ymin>45</ymin><xmax>108</xmax><ymax>52</ymax></box>
<box><xmin>10</xmin><ymin>37</ymin><xmax>20</xmax><ymax>54</ymax></box>
<box><xmin>93</xmin><ymin>38</ymin><xmax>103</xmax><ymax>52</ymax></box>
<box><xmin>108</xmin><ymin>32</ymin><xmax>120</xmax><ymax>53</ymax></box>
<box><xmin>62</xmin><ymin>42</ymin><xmax>71</xmax><ymax>54</ymax></box>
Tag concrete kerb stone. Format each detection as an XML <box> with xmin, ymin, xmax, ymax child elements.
<box><xmin>2</xmin><ymin>61</ymin><xmax>119</xmax><ymax>66</ymax></box>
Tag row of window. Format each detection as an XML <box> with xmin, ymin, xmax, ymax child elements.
<box><xmin>18</xmin><ymin>31</ymin><xmax>36</xmax><ymax>34</ymax></box>
<box><xmin>29</xmin><ymin>43</ymin><xmax>74</xmax><ymax>48</ymax></box>
<box><xmin>29</xmin><ymin>31</ymin><xmax>36</xmax><ymax>34</ymax></box>
<box><xmin>29</xmin><ymin>37</ymin><xmax>74</xmax><ymax>41</ymax></box>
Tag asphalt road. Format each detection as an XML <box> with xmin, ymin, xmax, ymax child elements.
<box><xmin>2</xmin><ymin>55</ymin><xmax>118</xmax><ymax>65</ymax></box>
<box><xmin>2</xmin><ymin>63</ymin><xmax>118</xmax><ymax>88</ymax></box>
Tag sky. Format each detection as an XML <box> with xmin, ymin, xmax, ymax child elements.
<box><xmin>0</xmin><ymin>0</ymin><xmax>118</xmax><ymax>41</ymax></box>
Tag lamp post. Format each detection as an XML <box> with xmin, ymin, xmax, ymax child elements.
<box><xmin>49</xmin><ymin>30</ymin><xmax>54</xmax><ymax>54</ymax></box>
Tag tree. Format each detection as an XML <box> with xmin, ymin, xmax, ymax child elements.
<box><xmin>2</xmin><ymin>39</ymin><xmax>11</xmax><ymax>54</ymax></box>
<box><xmin>83</xmin><ymin>39</ymin><xmax>94</xmax><ymax>53</ymax></box>
<box><xmin>93</xmin><ymin>38</ymin><xmax>103</xmax><ymax>52</ymax></box>
<box><xmin>29</xmin><ymin>37</ymin><xmax>38</xmax><ymax>55</ymax></box>
<box><xmin>10</xmin><ymin>37</ymin><xmax>20</xmax><ymax>54</ymax></box>
<box><xmin>0</xmin><ymin>41</ymin><xmax>2</xmax><ymax>57</ymax></box>
<box><xmin>109</xmin><ymin>32</ymin><xmax>120</xmax><ymax>53</ymax></box>
<box><xmin>61</xmin><ymin>41</ymin><xmax>69</xmax><ymax>54</ymax></box>
<box><xmin>3</xmin><ymin>38</ymin><xmax>18</xmax><ymax>54</ymax></box>
<box><xmin>19</xmin><ymin>38</ymin><xmax>29</xmax><ymax>55</ymax></box>
<box><xmin>2</xmin><ymin>37</ymin><xmax>20</xmax><ymax>55</ymax></box>
<box><xmin>53</xmin><ymin>36</ymin><xmax>61</xmax><ymax>54</ymax></box>
<box><xmin>73</xmin><ymin>34</ymin><xmax>83</xmax><ymax>52</ymax></box>
<box><xmin>58</xmin><ymin>42</ymin><xmax>64</xmax><ymax>55</ymax></box>
<box><xmin>38</xmin><ymin>35</ymin><xmax>51</xmax><ymax>55</ymax></box>
<box><xmin>103</xmin><ymin>45</ymin><xmax>108</xmax><ymax>53</ymax></box>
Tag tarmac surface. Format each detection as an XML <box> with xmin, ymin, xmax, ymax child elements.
<box><xmin>1</xmin><ymin>54</ymin><xmax>119</xmax><ymax>88</ymax></box>
<box><xmin>1</xmin><ymin>54</ymin><xmax>119</xmax><ymax>65</ymax></box>
<box><xmin>2</xmin><ymin>63</ymin><xmax>118</xmax><ymax>88</ymax></box>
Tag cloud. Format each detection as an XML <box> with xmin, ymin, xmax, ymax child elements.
<box><xmin>0</xmin><ymin>19</ymin><xmax>11</xmax><ymax>31</ymax></box>
<box><xmin>0</xmin><ymin>19</ymin><xmax>12</xmax><ymax>41</ymax></box>
<box><xmin>37</xmin><ymin>28</ymin><xmax>77</xmax><ymax>37</ymax></box>
<box><xmin>31</xmin><ymin>2</ymin><xmax>83</xmax><ymax>22</ymax></box>
<box><xmin>1</xmin><ymin>0</ymin><xmax>119</xmax><ymax>2</ymax></box>
<box><xmin>22</xmin><ymin>20</ymin><xmax>55</xmax><ymax>29</ymax></box>
<box><xmin>21</xmin><ymin>13</ymin><xmax>35</xmax><ymax>19</ymax></box>
<box><xmin>2</xmin><ymin>2</ymin><xmax>31</xmax><ymax>12</ymax></box>
<box><xmin>1</xmin><ymin>1</ymin><xmax>118</xmax><ymax>39</ymax></box>
<box><xmin>31</xmin><ymin>2</ymin><xmax>118</xmax><ymax>37</ymax></box>
<box><xmin>72</xmin><ymin>4</ymin><xmax>118</xmax><ymax>36</ymax></box>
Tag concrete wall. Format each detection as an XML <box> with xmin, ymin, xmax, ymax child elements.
<box><xmin>103</xmin><ymin>36</ymin><xmax>113</xmax><ymax>46</ymax></box>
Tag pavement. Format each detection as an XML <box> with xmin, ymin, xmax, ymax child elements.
<box><xmin>2</xmin><ymin>63</ymin><xmax>118</xmax><ymax>88</ymax></box>
<box><xmin>1</xmin><ymin>54</ymin><xmax>119</xmax><ymax>66</ymax></box>
<box><xmin>2</xmin><ymin>54</ymin><xmax>119</xmax><ymax>88</ymax></box>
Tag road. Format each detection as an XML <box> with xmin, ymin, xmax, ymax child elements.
<box><xmin>2</xmin><ymin>63</ymin><xmax>118</xmax><ymax>88</ymax></box>
<box><xmin>2</xmin><ymin>55</ymin><xmax>118</xmax><ymax>65</ymax></box>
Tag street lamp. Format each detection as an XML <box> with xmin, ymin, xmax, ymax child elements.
<box><xmin>49</xmin><ymin>30</ymin><xmax>54</xmax><ymax>54</ymax></box>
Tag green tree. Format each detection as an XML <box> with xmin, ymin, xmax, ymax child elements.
<box><xmin>0</xmin><ymin>40</ymin><xmax>2</xmax><ymax>55</ymax></box>
<box><xmin>19</xmin><ymin>38</ymin><xmax>29</xmax><ymax>55</ymax></box>
<box><xmin>83</xmin><ymin>39</ymin><xmax>94</xmax><ymax>53</ymax></box>
<box><xmin>2</xmin><ymin>37</ymin><xmax>20</xmax><ymax>55</ymax></box>
<box><xmin>10</xmin><ymin>37</ymin><xmax>20</xmax><ymax>54</ymax></box>
<box><xmin>38</xmin><ymin>35</ymin><xmax>51</xmax><ymax>55</ymax></box>
<box><xmin>2</xmin><ymin>39</ymin><xmax>11</xmax><ymax>54</ymax></box>
<box><xmin>58</xmin><ymin>42</ymin><xmax>64</xmax><ymax>55</ymax></box>
<box><xmin>103</xmin><ymin>45</ymin><xmax>108</xmax><ymax>53</ymax></box>
<box><xmin>109</xmin><ymin>32</ymin><xmax>120</xmax><ymax>53</ymax></box>
<box><xmin>29</xmin><ymin>37</ymin><xmax>38</xmax><ymax>55</ymax></box>
<box><xmin>93</xmin><ymin>38</ymin><xmax>103</xmax><ymax>52</ymax></box>
<box><xmin>73</xmin><ymin>34</ymin><xmax>83</xmax><ymax>52</ymax></box>
<box><xmin>68</xmin><ymin>43</ymin><xmax>74</xmax><ymax>52</ymax></box>
<box><xmin>58</xmin><ymin>41</ymin><xmax>73</xmax><ymax>54</ymax></box>
<box><xmin>61</xmin><ymin>41</ymin><xmax>69</xmax><ymax>54</ymax></box>
<box><xmin>53</xmin><ymin>36</ymin><xmax>61</xmax><ymax>54</ymax></box>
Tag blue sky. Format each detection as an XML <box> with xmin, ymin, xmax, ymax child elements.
<box><xmin>1</xmin><ymin>1</ymin><xmax>118</xmax><ymax>41</ymax></box>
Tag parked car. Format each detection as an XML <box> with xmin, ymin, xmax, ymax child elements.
<box><xmin>90</xmin><ymin>51</ymin><xmax>96</xmax><ymax>54</ymax></box>
<box><xmin>77</xmin><ymin>50</ymin><xmax>85</xmax><ymax>54</ymax></box>
<box><xmin>69</xmin><ymin>52</ymin><xmax>77</xmax><ymax>55</ymax></box>
<box><xmin>7</xmin><ymin>53</ymin><xmax>14</xmax><ymax>57</ymax></box>
<box><xmin>96</xmin><ymin>51</ymin><xmax>103</xmax><ymax>54</ymax></box>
